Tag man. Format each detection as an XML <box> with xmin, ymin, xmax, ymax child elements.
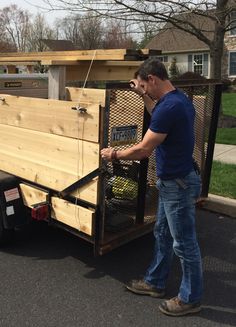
<box><xmin>101</xmin><ymin>57</ymin><xmax>203</xmax><ymax>317</ymax></box>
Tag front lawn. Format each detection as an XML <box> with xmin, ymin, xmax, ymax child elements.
<box><xmin>216</xmin><ymin>93</ymin><xmax>236</xmax><ymax>145</ymax></box>
<box><xmin>222</xmin><ymin>92</ymin><xmax>236</xmax><ymax>117</ymax></box>
<box><xmin>209</xmin><ymin>161</ymin><xmax>236</xmax><ymax>199</ymax></box>
<box><xmin>216</xmin><ymin>127</ymin><xmax>236</xmax><ymax>145</ymax></box>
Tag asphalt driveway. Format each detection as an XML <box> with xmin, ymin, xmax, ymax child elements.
<box><xmin>0</xmin><ymin>209</ymin><xmax>235</xmax><ymax>327</ymax></box>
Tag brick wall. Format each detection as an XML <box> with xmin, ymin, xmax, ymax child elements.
<box><xmin>223</xmin><ymin>32</ymin><xmax>236</xmax><ymax>79</ymax></box>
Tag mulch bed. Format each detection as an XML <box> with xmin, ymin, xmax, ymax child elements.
<box><xmin>218</xmin><ymin>115</ymin><xmax>236</xmax><ymax>128</ymax></box>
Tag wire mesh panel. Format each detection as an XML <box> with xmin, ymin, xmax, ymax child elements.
<box><xmin>145</xmin><ymin>151</ymin><xmax>158</xmax><ymax>218</ymax></box>
<box><xmin>99</xmin><ymin>81</ymin><xmax>221</xmax><ymax>250</ymax></box>
<box><xmin>101</xmin><ymin>88</ymin><xmax>148</xmax><ymax>235</ymax></box>
<box><xmin>173</xmin><ymin>81</ymin><xmax>221</xmax><ymax>196</ymax></box>
<box><xmin>174</xmin><ymin>83</ymin><xmax>210</xmax><ymax>172</ymax></box>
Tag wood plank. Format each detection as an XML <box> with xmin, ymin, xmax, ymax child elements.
<box><xmin>19</xmin><ymin>184</ymin><xmax>95</xmax><ymax>235</ymax></box>
<box><xmin>0</xmin><ymin>94</ymin><xmax>103</xmax><ymax>142</ymax></box>
<box><xmin>48</xmin><ymin>66</ymin><xmax>66</xmax><ymax>100</ymax></box>
<box><xmin>102</xmin><ymin>60</ymin><xmax>143</xmax><ymax>66</ymax></box>
<box><xmin>141</xmin><ymin>49</ymin><xmax>162</xmax><ymax>56</ymax></box>
<box><xmin>0</xmin><ymin>49</ymin><xmax>131</xmax><ymax>63</ymax></box>
<box><xmin>41</xmin><ymin>60</ymin><xmax>79</xmax><ymax>66</ymax></box>
<box><xmin>66</xmin><ymin>87</ymin><xmax>106</xmax><ymax>106</ymax></box>
<box><xmin>66</xmin><ymin>63</ymin><xmax>140</xmax><ymax>82</ymax></box>
<box><xmin>70</xmin><ymin>178</ymin><xmax>98</xmax><ymax>204</ymax></box>
<box><xmin>20</xmin><ymin>183</ymin><xmax>48</xmax><ymax>207</ymax></box>
<box><xmin>51</xmin><ymin>197</ymin><xmax>95</xmax><ymax>236</ymax></box>
<box><xmin>0</xmin><ymin>89</ymin><xmax>48</xmax><ymax>99</ymax></box>
<box><xmin>43</xmin><ymin>60</ymin><xmax>143</xmax><ymax>67</ymax></box>
<box><xmin>1</xmin><ymin>62</ymin><xmax>39</xmax><ymax>66</ymax></box>
<box><xmin>0</xmin><ymin>123</ymin><xmax>99</xmax><ymax>177</ymax></box>
<box><xmin>0</xmin><ymin>124</ymin><xmax>99</xmax><ymax>204</ymax></box>
<box><xmin>7</xmin><ymin>66</ymin><xmax>17</xmax><ymax>74</ymax></box>
<box><xmin>0</xmin><ymin>151</ymin><xmax>99</xmax><ymax>205</ymax></box>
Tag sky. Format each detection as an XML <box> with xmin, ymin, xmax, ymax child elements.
<box><xmin>0</xmin><ymin>0</ymin><xmax>67</xmax><ymax>23</ymax></box>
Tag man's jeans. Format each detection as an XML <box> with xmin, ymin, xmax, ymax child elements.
<box><xmin>144</xmin><ymin>170</ymin><xmax>203</xmax><ymax>304</ymax></box>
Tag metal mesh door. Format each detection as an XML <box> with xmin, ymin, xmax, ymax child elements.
<box><xmin>100</xmin><ymin>81</ymin><xmax>221</xmax><ymax>242</ymax></box>
<box><xmin>101</xmin><ymin>88</ymin><xmax>148</xmax><ymax>235</ymax></box>
<box><xmin>173</xmin><ymin>81</ymin><xmax>222</xmax><ymax>196</ymax></box>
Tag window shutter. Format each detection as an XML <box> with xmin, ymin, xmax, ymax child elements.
<box><xmin>188</xmin><ymin>55</ymin><xmax>192</xmax><ymax>71</ymax></box>
<box><xmin>203</xmin><ymin>54</ymin><xmax>209</xmax><ymax>77</ymax></box>
<box><xmin>229</xmin><ymin>52</ymin><xmax>236</xmax><ymax>75</ymax></box>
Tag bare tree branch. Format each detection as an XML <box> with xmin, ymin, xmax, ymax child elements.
<box><xmin>3</xmin><ymin>0</ymin><xmax>236</xmax><ymax>78</ymax></box>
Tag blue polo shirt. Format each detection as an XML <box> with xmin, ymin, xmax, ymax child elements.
<box><xmin>149</xmin><ymin>89</ymin><xmax>195</xmax><ymax>179</ymax></box>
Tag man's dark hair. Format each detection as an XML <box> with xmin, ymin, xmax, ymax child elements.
<box><xmin>135</xmin><ymin>57</ymin><xmax>169</xmax><ymax>81</ymax></box>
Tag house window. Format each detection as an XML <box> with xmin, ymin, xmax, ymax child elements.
<box><xmin>157</xmin><ymin>56</ymin><xmax>168</xmax><ymax>63</ymax></box>
<box><xmin>188</xmin><ymin>53</ymin><xmax>209</xmax><ymax>77</ymax></box>
<box><xmin>230</xmin><ymin>11</ymin><xmax>236</xmax><ymax>36</ymax></box>
<box><xmin>193</xmin><ymin>54</ymin><xmax>203</xmax><ymax>75</ymax></box>
<box><xmin>229</xmin><ymin>52</ymin><xmax>236</xmax><ymax>76</ymax></box>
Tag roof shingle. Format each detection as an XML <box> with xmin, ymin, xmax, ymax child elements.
<box><xmin>146</xmin><ymin>13</ymin><xmax>215</xmax><ymax>52</ymax></box>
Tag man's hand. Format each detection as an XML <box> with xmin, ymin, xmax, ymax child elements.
<box><xmin>130</xmin><ymin>79</ymin><xmax>146</xmax><ymax>97</ymax></box>
<box><xmin>130</xmin><ymin>79</ymin><xmax>156</xmax><ymax>115</ymax></box>
<box><xmin>101</xmin><ymin>147</ymin><xmax>114</xmax><ymax>162</ymax></box>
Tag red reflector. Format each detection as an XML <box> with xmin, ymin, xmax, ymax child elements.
<box><xmin>31</xmin><ymin>204</ymin><xmax>49</xmax><ymax>221</ymax></box>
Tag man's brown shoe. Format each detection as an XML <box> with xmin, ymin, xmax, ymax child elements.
<box><xmin>126</xmin><ymin>279</ymin><xmax>165</xmax><ymax>298</ymax></box>
<box><xmin>159</xmin><ymin>296</ymin><xmax>201</xmax><ymax>316</ymax></box>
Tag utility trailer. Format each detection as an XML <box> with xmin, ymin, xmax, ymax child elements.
<box><xmin>0</xmin><ymin>73</ymin><xmax>48</xmax><ymax>99</ymax></box>
<box><xmin>0</xmin><ymin>49</ymin><xmax>221</xmax><ymax>255</ymax></box>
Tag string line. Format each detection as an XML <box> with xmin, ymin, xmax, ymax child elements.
<box><xmin>75</xmin><ymin>50</ymin><xmax>97</xmax><ymax>223</ymax></box>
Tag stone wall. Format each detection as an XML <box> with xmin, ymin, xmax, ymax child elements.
<box><xmin>223</xmin><ymin>31</ymin><xmax>236</xmax><ymax>79</ymax></box>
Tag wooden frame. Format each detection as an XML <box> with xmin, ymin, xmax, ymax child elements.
<box><xmin>0</xmin><ymin>48</ymin><xmax>161</xmax><ymax>249</ymax></box>
<box><xmin>0</xmin><ymin>86</ymin><xmax>106</xmax><ymax>235</ymax></box>
<box><xmin>0</xmin><ymin>48</ymin><xmax>161</xmax><ymax>99</ymax></box>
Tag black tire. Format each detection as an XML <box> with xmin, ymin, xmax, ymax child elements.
<box><xmin>0</xmin><ymin>214</ymin><xmax>14</xmax><ymax>245</ymax></box>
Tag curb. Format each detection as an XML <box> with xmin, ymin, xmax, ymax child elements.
<box><xmin>202</xmin><ymin>194</ymin><xmax>236</xmax><ymax>218</ymax></box>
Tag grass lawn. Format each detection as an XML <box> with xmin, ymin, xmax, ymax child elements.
<box><xmin>215</xmin><ymin>92</ymin><xmax>236</xmax><ymax>145</ymax></box>
<box><xmin>221</xmin><ymin>92</ymin><xmax>236</xmax><ymax>117</ymax></box>
<box><xmin>216</xmin><ymin>127</ymin><xmax>236</xmax><ymax>145</ymax></box>
<box><xmin>209</xmin><ymin>161</ymin><xmax>236</xmax><ymax>199</ymax></box>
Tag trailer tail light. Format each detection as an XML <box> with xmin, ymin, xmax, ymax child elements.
<box><xmin>31</xmin><ymin>202</ymin><xmax>49</xmax><ymax>221</ymax></box>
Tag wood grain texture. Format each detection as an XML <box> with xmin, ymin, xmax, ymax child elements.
<box><xmin>66</xmin><ymin>87</ymin><xmax>106</xmax><ymax>107</ymax></box>
<box><xmin>0</xmin><ymin>124</ymin><xmax>99</xmax><ymax>204</ymax></box>
<box><xmin>51</xmin><ymin>197</ymin><xmax>95</xmax><ymax>235</ymax></box>
<box><xmin>20</xmin><ymin>183</ymin><xmax>95</xmax><ymax>235</ymax></box>
<box><xmin>20</xmin><ymin>183</ymin><xmax>48</xmax><ymax>207</ymax></box>
<box><xmin>0</xmin><ymin>49</ymin><xmax>131</xmax><ymax>63</ymax></box>
<box><xmin>66</xmin><ymin>63</ymin><xmax>139</xmax><ymax>82</ymax></box>
<box><xmin>0</xmin><ymin>94</ymin><xmax>102</xmax><ymax>142</ymax></box>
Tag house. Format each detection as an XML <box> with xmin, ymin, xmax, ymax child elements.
<box><xmin>41</xmin><ymin>39</ymin><xmax>76</xmax><ymax>51</ymax></box>
<box><xmin>146</xmin><ymin>11</ymin><xmax>236</xmax><ymax>80</ymax></box>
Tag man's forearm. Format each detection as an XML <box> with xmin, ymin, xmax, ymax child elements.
<box><xmin>141</xmin><ymin>93</ymin><xmax>156</xmax><ymax>114</ymax></box>
<box><xmin>115</xmin><ymin>143</ymin><xmax>150</xmax><ymax>161</ymax></box>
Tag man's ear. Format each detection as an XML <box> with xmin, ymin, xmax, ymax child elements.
<box><xmin>147</xmin><ymin>74</ymin><xmax>155</xmax><ymax>83</ymax></box>
<box><xmin>148</xmin><ymin>74</ymin><xmax>159</xmax><ymax>85</ymax></box>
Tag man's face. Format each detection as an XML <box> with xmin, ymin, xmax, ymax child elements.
<box><xmin>137</xmin><ymin>74</ymin><xmax>158</xmax><ymax>99</ymax></box>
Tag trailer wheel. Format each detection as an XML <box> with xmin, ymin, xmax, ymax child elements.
<box><xmin>0</xmin><ymin>213</ymin><xmax>14</xmax><ymax>245</ymax></box>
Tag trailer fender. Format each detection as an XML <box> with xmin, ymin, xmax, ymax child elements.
<box><xmin>0</xmin><ymin>171</ymin><xmax>28</xmax><ymax>231</ymax></box>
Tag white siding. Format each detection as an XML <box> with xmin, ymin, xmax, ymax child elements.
<box><xmin>165</xmin><ymin>53</ymin><xmax>210</xmax><ymax>77</ymax></box>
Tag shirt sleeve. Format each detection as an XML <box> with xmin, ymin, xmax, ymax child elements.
<box><xmin>149</xmin><ymin>102</ymin><xmax>176</xmax><ymax>134</ymax></box>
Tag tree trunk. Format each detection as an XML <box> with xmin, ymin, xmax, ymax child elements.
<box><xmin>210</xmin><ymin>48</ymin><xmax>223</xmax><ymax>80</ymax></box>
<box><xmin>209</xmin><ymin>26</ymin><xmax>225</xmax><ymax>79</ymax></box>
<box><xmin>209</xmin><ymin>0</ymin><xmax>230</xmax><ymax>79</ymax></box>
<box><xmin>209</xmin><ymin>25</ymin><xmax>225</xmax><ymax>115</ymax></box>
